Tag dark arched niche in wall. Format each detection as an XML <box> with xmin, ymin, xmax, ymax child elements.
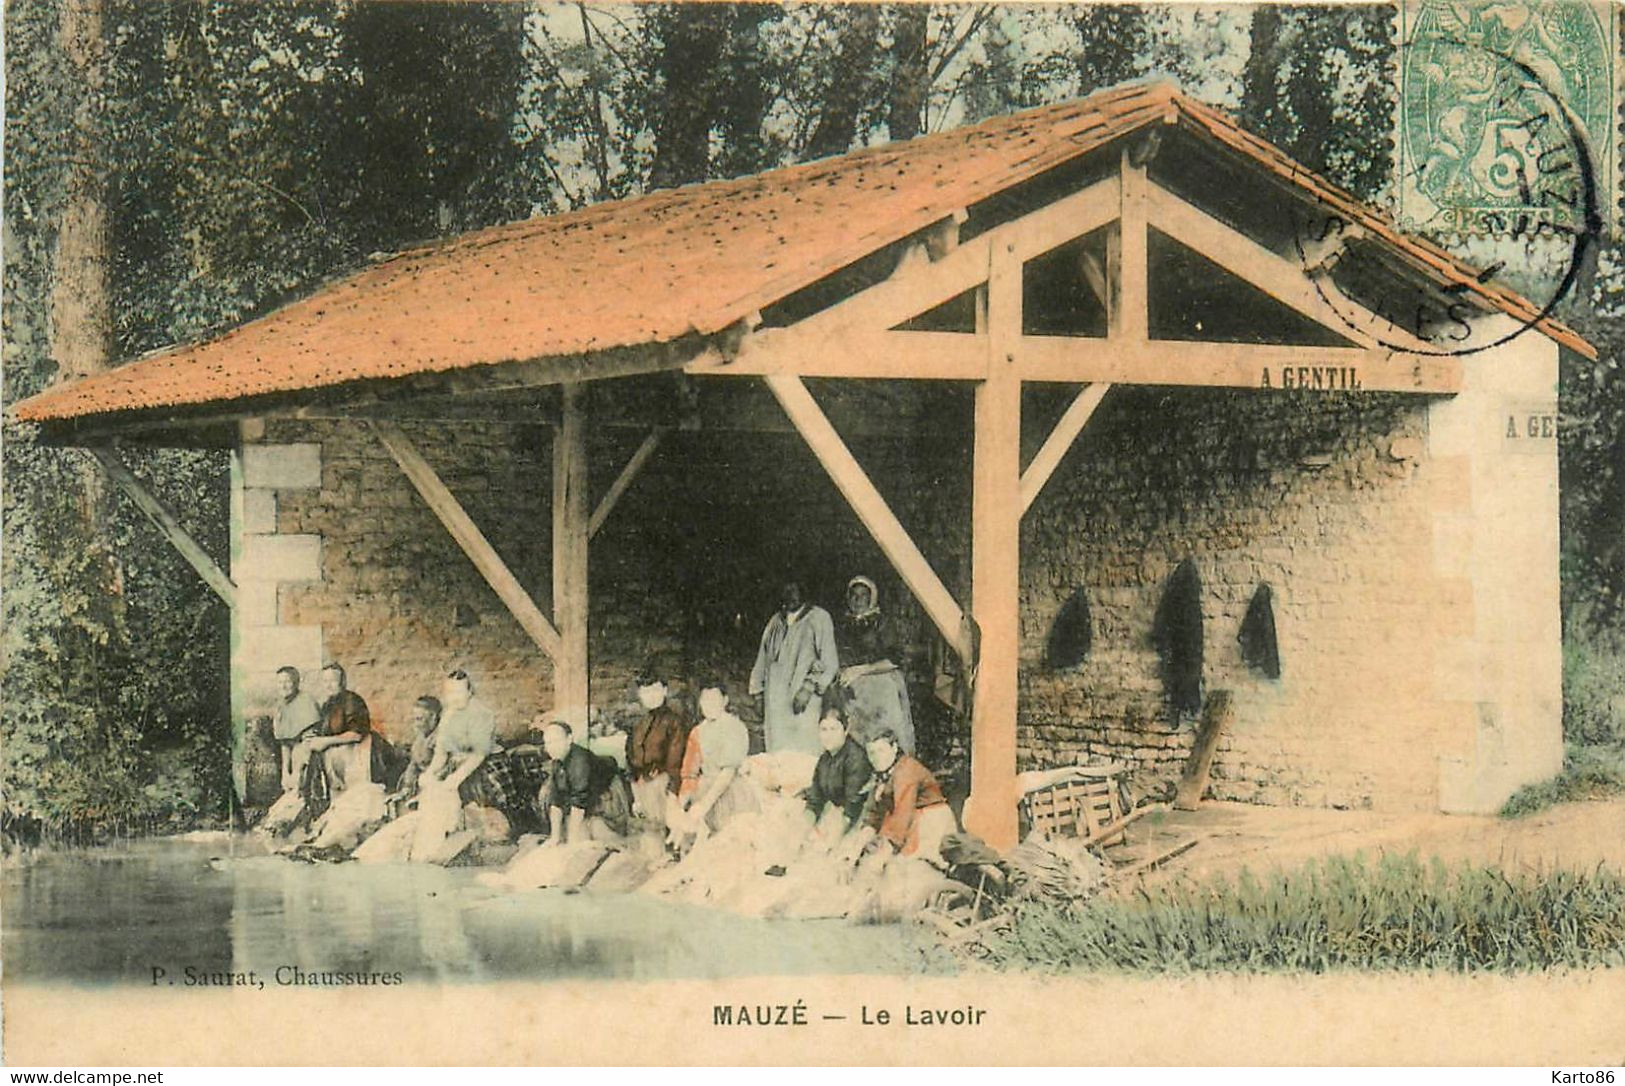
<box><xmin>1046</xmin><ymin>587</ymin><xmax>1092</xmax><ymax>669</ymax></box>
<box><xmin>1152</xmin><ymin>558</ymin><xmax>1204</xmax><ymax>717</ymax></box>
<box><xmin>1239</xmin><ymin>583</ymin><xmax>1282</xmax><ymax>679</ymax></box>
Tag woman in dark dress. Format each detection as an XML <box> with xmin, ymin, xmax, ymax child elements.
<box><xmin>829</xmin><ymin>575</ymin><xmax>915</xmax><ymax>752</ymax></box>
<box><xmin>804</xmin><ymin>710</ymin><xmax>874</xmax><ymax>840</ymax></box>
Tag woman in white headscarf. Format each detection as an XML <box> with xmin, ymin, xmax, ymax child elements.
<box><xmin>830</xmin><ymin>574</ymin><xmax>915</xmax><ymax>754</ymax></box>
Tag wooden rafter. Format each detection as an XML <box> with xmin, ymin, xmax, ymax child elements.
<box><xmin>371</xmin><ymin>420</ymin><xmax>562</xmax><ymax>660</ymax></box>
<box><xmin>747</xmin><ymin>175</ymin><xmax>1120</xmax><ymax>350</ymax></box>
<box><xmin>762</xmin><ymin>373</ymin><xmax>969</xmax><ymax>659</ymax></box>
<box><xmin>1144</xmin><ymin>181</ymin><xmax>1437</xmax><ymax>354</ymax></box>
<box><xmin>589</xmin><ymin>428</ymin><xmax>663</xmax><ymax>539</ymax></box>
<box><xmin>690</xmin><ymin>329</ymin><xmax>989</xmax><ymax>380</ymax></box>
<box><xmin>89</xmin><ymin>446</ymin><xmax>237</xmax><ymax>608</ymax></box>
<box><xmin>1019</xmin><ymin>383</ymin><xmax>1111</xmax><ymax>516</ymax></box>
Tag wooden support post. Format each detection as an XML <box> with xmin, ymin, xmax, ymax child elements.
<box><xmin>88</xmin><ymin>446</ymin><xmax>237</xmax><ymax>608</ymax></box>
<box><xmin>228</xmin><ymin>439</ymin><xmax>249</xmax><ymax>817</ymax></box>
<box><xmin>963</xmin><ymin>237</ymin><xmax>1023</xmax><ymax>852</ymax></box>
<box><xmin>552</xmin><ymin>382</ymin><xmax>591</xmax><ymax>714</ymax></box>
<box><xmin>1119</xmin><ymin>147</ymin><xmax>1149</xmax><ymax>343</ymax></box>
<box><xmin>762</xmin><ymin>373</ymin><xmax>969</xmax><ymax>657</ymax></box>
<box><xmin>1019</xmin><ymin>383</ymin><xmax>1111</xmax><ymax>516</ymax></box>
<box><xmin>372</xmin><ymin>421</ymin><xmax>562</xmax><ymax>659</ymax></box>
<box><xmin>589</xmin><ymin>428</ymin><xmax>663</xmax><ymax>539</ymax></box>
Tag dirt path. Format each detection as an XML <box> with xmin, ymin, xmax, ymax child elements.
<box><xmin>1120</xmin><ymin>796</ymin><xmax>1625</xmax><ymax>884</ymax></box>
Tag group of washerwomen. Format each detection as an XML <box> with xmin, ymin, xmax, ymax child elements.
<box><xmin>255</xmin><ymin>575</ymin><xmax>956</xmax><ymax>870</ymax></box>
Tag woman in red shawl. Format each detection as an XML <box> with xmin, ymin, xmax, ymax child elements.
<box><xmin>850</xmin><ymin>729</ymin><xmax>957</xmax><ymax>867</ymax></box>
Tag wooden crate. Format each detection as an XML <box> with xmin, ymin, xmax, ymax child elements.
<box><xmin>1021</xmin><ymin>771</ymin><xmax>1127</xmax><ymax>846</ymax></box>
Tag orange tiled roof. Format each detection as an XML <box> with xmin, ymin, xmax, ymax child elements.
<box><xmin>11</xmin><ymin>82</ymin><xmax>1592</xmax><ymax>425</ymax></box>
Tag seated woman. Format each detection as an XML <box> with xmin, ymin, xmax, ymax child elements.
<box><xmin>387</xmin><ymin>695</ymin><xmax>442</xmax><ymax>818</ymax></box>
<box><xmin>804</xmin><ymin>710</ymin><xmax>873</xmax><ymax>841</ymax></box>
<box><xmin>535</xmin><ymin>720</ymin><xmax>633</xmax><ymax>845</ymax></box>
<box><xmin>829</xmin><ymin>575</ymin><xmax>915</xmax><ymax>754</ymax></box>
<box><xmin>669</xmin><ymin>683</ymin><xmax>757</xmax><ymax>852</ymax></box>
<box><xmin>845</xmin><ymin>729</ymin><xmax>956</xmax><ymax>868</ymax></box>
<box><xmin>262</xmin><ymin>663</ymin><xmax>394</xmax><ymax>839</ymax></box>
<box><xmin>407</xmin><ymin>669</ymin><xmax>499</xmax><ymax>864</ymax></box>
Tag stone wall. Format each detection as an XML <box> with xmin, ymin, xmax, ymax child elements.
<box><xmin>1014</xmin><ymin>386</ymin><xmax>1449</xmax><ymax>810</ymax></box>
<box><xmin>232</xmin><ymin>349</ymin><xmax>1560</xmax><ymax>814</ymax></box>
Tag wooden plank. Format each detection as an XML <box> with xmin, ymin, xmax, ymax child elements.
<box><xmin>1019</xmin><ymin>383</ymin><xmax>1111</xmax><ymax>516</ymax></box>
<box><xmin>371</xmin><ymin>421</ymin><xmax>561</xmax><ymax>659</ymax></box>
<box><xmin>1016</xmin><ymin>337</ymin><xmax>1462</xmax><ymax>393</ymax></box>
<box><xmin>962</xmin><ymin>238</ymin><xmax>1023</xmax><ymax>853</ymax></box>
<box><xmin>89</xmin><ymin>446</ymin><xmax>237</xmax><ymax>608</ymax></box>
<box><xmin>690</xmin><ymin>329</ymin><xmax>989</xmax><ymax>380</ymax></box>
<box><xmin>1079</xmin><ymin>801</ymin><xmax>1167</xmax><ymax>850</ymax></box>
<box><xmin>588</xmin><ymin>428</ymin><xmax>663</xmax><ymax>539</ymax></box>
<box><xmin>552</xmin><ymin>382</ymin><xmax>590</xmax><ymax>712</ymax></box>
<box><xmin>1119</xmin><ymin>149</ymin><xmax>1149</xmax><ymax>343</ymax></box>
<box><xmin>761</xmin><ymin>373</ymin><xmax>968</xmax><ymax>657</ymax></box>
<box><xmin>1112</xmin><ymin>836</ymin><xmax>1203</xmax><ymax>882</ymax></box>
<box><xmin>1175</xmin><ymin>689</ymin><xmax>1235</xmax><ymax>811</ymax></box>
<box><xmin>1145</xmin><ymin>181</ymin><xmax>1441</xmax><ymax>355</ymax></box>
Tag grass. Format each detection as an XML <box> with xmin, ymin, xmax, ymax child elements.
<box><xmin>1500</xmin><ymin>745</ymin><xmax>1625</xmax><ymax>819</ymax></box>
<box><xmin>973</xmin><ymin>852</ymin><xmax>1625</xmax><ymax>974</ymax></box>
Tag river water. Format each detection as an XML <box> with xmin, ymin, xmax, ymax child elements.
<box><xmin>2</xmin><ymin>835</ymin><xmax>946</xmax><ymax>986</ymax></box>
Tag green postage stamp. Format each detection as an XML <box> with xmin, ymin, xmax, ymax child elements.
<box><xmin>1397</xmin><ymin>0</ymin><xmax>1619</xmax><ymax>236</ymax></box>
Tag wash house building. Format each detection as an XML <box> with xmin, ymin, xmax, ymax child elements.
<box><xmin>16</xmin><ymin>84</ymin><xmax>1588</xmax><ymax>848</ymax></box>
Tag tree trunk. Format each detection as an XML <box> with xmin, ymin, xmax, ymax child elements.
<box><xmin>715</xmin><ymin>5</ymin><xmax>774</xmax><ymax>178</ymax></box>
<box><xmin>887</xmin><ymin>6</ymin><xmax>929</xmax><ymax>142</ymax></box>
<box><xmin>804</xmin><ymin>7</ymin><xmax>881</xmax><ymax>160</ymax></box>
<box><xmin>52</xmin><ymin>0</ymin><xmax>114</xmax><ymax>538</ymax></box>
<box><xmin>1240</xmin><ymin>5</ymin><xmax>1285</xmax><ymax>143</ymax></box>
<box><xmin>53</xmin><ymin>0</ymin><xmax>110</xmax><ymax>387</ymax></box>
<box><xmin>648</xmin><ymin>6</ymin><xmax>730</xmax><ymax>188</ymax></box>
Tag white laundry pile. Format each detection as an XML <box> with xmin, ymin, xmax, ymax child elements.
<box><xmin>741</xmin><ymin>750</ymin><xmax>817</xmax><ymax>796</ymax></box>
<box><xmin>483</xmin><ymin>840</ymin><xmax>612</xmax><ymax>890</ymax></box>
<box><xmin>258</xmin><ymin>788</ymin><xmax>306</xmax><ymax>836</ymax></box>
<box><xmin>352</xmin><ymin>811</ymin><xmax>418</xmax><ymax>864</ymax></box>
<box><xmin>307</xmin><ymin>781</ymin><xmax>388</xmax><ymax>851</ymax></box>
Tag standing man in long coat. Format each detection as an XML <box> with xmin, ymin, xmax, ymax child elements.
<box><xmin>749</xmin><ymin>580</ymin><xmax>839</xmax><ymax>755</ymax></box>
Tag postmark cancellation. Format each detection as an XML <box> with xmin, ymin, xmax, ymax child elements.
<box><xmin>1397</xmin><ymin>0</ymin><xmax>1619</xmax><ymax>238</ymax></box>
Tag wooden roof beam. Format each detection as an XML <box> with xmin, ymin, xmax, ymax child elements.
<box><xmin>1144</xmin><ymin>180</ymin><xmax>1437</xmax><ymax>354</ymax></box>
<box><xmin>691</xmin><ymin>328</ymin><xmax>989</xmax><ymax>380</ymax></box>
<box><xmin>1019</xmin><ymin>383</ymin><xmax>1111</xmax><ymax>516</ymax></box>
<box><xmin>88</xmin><ymin>446</ymin><xmax>237</xmax><ymax>608</ymax></box>
<box><xmin>762</xmin><ymin>373</ymin><xmax>969</xmax><ymax>659</ymax></box>
<box><xmin>1016</xmin><ymin>337</ymin><xmax>1461</xmax><ymax>393</ymax></box>
<box><xmin>588</xmin><ymin>428</ymin><xmax>664</xmax><ymax>540</ymax></box>
<box><xmin>371</xmin><ymin>421</ymin><xmax>561</xmax><ymax>660</ymax></box>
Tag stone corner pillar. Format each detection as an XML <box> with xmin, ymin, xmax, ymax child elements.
<box><xmin>1427</xmin><ymin>326</ymin><xmax>1563</xmax><ymax>813</ymax></box>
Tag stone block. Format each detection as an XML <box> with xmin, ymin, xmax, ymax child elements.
<box><xmin>235</xmin><ymin>623</ymin><xmax>324</xmax><ymax>691</ymax></box>
<box><xmin>242</xmin><ymin>489</ymin><xmax>278</xmax><ymax>535</ymax></box>
<box><xmin>238</xmin><ymin>534</ymin><xmax>322</xmax><ymax>583</ymax></box>
<box><xmin>242</xmin><ymin>443</ymin><xmax>322</xmax><ymax>490</ymax></box>
<box><xmin>1427</xmin><ymin>455</ymin><xmax>1473</xmax><ymax>514</ymax></box>
<box><xmin>238</xmin><ymin>581</ymin><xmax>280</xmax><ymax>628</ymax></box>
<box><xmin>1433</xmin><ymin>577</ymin><xmax>1476</xmax><ymax>638</ymax></box>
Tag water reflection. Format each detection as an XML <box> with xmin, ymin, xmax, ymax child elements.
<box><xmin>4</xmin><ymin>836</ymin><xmax>943</xmax><ymax>986</ymax></box>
